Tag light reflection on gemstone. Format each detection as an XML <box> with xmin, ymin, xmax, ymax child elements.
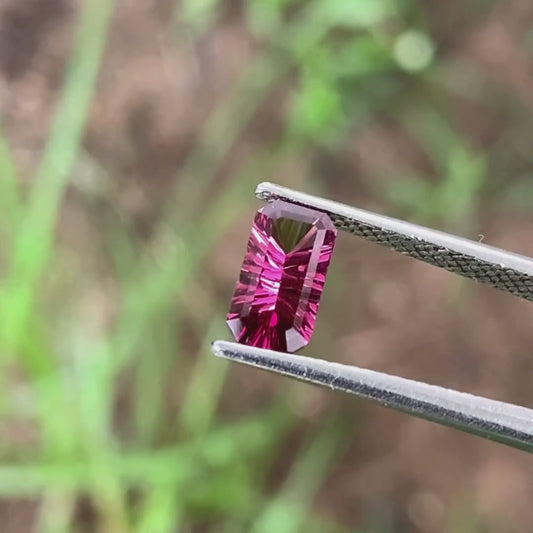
<box><xmin>226</xmin><ymin>200</ymin><xmax>337</xmax><ymax>352</ymax></box>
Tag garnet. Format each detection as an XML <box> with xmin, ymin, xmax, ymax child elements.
<box><xmin>226</xmin><ymin>200</ymin><xmax>337</xmax><ymax>352</ymax></box>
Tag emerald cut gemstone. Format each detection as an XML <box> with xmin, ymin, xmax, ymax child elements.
<box><xmin>227</xmin><ymin>200</ymin><xmax>337</xmax><ymax>352</ymax></box>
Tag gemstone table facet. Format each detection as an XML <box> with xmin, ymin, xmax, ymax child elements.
<box><xmin>226</xmin><ymin>200</ymin><xmax>337</xmax><ymax>352</ymax></box>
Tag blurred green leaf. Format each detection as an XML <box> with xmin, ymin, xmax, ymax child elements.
<box><xmin>180</xmin><ymin>0</ymin><xmax>221</xmax><ymax>33</ymax></box>
<box><xmin>316</xmin><ymin>0</ymin><xmax>392</xmax><ymax>28</ymax></box>
<box><xmin>288</xmin><ymin>77</ymin><xmax>343</xmax><ymax>142</ymax></box>
<box><xmin>383</xmin><ymin>143</ymin><xmax>486</xmax><ymax>226</ymax></box>
<box><xmin>36</xmin><ymin>490</ymin><xmax>76</xmax><ymax>533</ymax></box>
<box><xmin>0</xmin><ymin>133</ymin><xmax>21</xmax><ymax>238</ymax></box>
<box><xmin>178</xmin><ymin>319</ymin><xmax>230</xmax><ymax>438</ymax></box>
<box><xmin>1</xmin><ymin>0</ymin><xmax>116</xmax><ymax>353</ymax></box>
<box><xmin>333</xmin><ymin>37</ymin><xmax>393</xmax><ymax>79</ymax></box>
<box><xmin>252</xmin><ymin>417</ymin><xmax>347</xmax><ymax>533</ymax></box>
<box><xmin>136</xmin><ymin>483</ymin><xmax>182</xmax><ymax>533</ymax></box>
<box><xmin>501</xmin><ymin>176</ymin><xmax>533</xmax><ymax>213</ymax></box>
<box><xmin>246</xmin><ymin>0</ymin><xmax>283</xmax><ymax>37</ymax></box>
<box><xmin>440</xmin><ymin>145</ymin><xmax>486</xmax><ymax>223</ymax></box>
<box><xmin>0</xmin><ymin>410</ymin><xmax>289</xmax><ymax>496</ymax></box>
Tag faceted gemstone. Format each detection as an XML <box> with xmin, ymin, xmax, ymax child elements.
<box><xmin>226</xmin><ymin>200</ymin><xmax>337</xmax><ymax>352</ymax></box>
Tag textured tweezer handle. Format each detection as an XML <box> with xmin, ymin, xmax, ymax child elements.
<box><xmin>256</xmin><ymin>183</ymin><xmax>533</xmax><ymax>302</ymax></box>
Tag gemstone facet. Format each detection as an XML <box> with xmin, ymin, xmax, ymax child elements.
<box><xmin>226</xmin><ymin>200</ymin><xmax>337</xmax><ymax>352</ymax></box>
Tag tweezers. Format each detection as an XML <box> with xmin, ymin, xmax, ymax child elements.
<box><xmin>212</xmin><ymin>182</ymin><xmax>533</xmax><ymax>453</ymax></box>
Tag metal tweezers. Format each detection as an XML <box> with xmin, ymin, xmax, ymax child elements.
<box><xmin>212</xmin><ymin>182</ymin><xmax>533</xmax><ymax>453</ymax></box>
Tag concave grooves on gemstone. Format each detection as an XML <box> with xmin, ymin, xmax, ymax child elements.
<box><xmin>226</xmin><ymin>200</ymin><xmax>337</xmax><ymax>352</ymax></box>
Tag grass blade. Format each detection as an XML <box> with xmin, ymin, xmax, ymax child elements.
<box><xmin>1</xmin><ymin>0</ymin><xmax>117</xmax><ymax>352</ymax></box>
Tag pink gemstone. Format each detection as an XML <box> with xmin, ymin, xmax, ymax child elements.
<box><xmin>227</xmin><ymin>200</ymin><xmax>337</xmax><ymax>352</ymax></box>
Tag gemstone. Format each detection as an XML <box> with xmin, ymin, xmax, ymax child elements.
<box><xmin>226</xmin><ymin>200</ymin><xmax>337</xmax><ymax>352</ymax></box>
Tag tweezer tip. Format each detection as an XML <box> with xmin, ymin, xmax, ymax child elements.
<box><xmin>211</xmin><ymin>340</ymin><xmax>282</xmax><ymax>368</ymax></box>
<box><xmin>212</xmin><ymin>340</ymin><xmax>248</xmax><ymax>362</ymax></box>
<box><xmin>211</xmin><ymin>340</ymin><xmax>226</xmax><ymax>358</ymax></box>
<box><xmin>255</xmin><ymin>181</ymin><xmax>276</xmax><ymax>197</ymax></box>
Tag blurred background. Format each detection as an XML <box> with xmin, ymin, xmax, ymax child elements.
<box><xmin>1</xmin><ymin>0</ymin><xmax>533</xmax><ymax>531</ymax></box>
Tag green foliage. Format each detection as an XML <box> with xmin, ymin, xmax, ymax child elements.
<box><xmin>0</xmin><ymin>135</ymin><xmax>20</xmax><ymax>237</ymax></box>
<box><xmin>383</xmin><ymin>107</ymin><xmax>486</xmax><ymax>228</ymax></box>
<box><xmin>0</xmin><ymin>0</ymin><xmax>510</xmax><ymax>531</ymax></box>
<box><xmin>383</xmin><ymin>145</ymin><xmax>486</xmax><ymax>227</ymax></box>
<box><xmin>251</xmin><ymin>416</ymin><xmax>347</xmax><ymax>533</ymax></box>
<box><xmin>315</xmin><ymin>0</ymin><xmax>392</xmax><ymax>28</ymax></box>
<box><xmin>501</xmin><ymin>176</ymin><xmax>533</xmax><ymax>213</ymax></box>
<box><xmin>1</xmin><ymin>0</ymin><xmax>117</xmax><ymax>357</ymax></box>
<box><xmin>180</xmin><ymin>0</ymin><xmax>221</xmax><ymax>33</ymax></box>
<box><xmin>289</xmin><ymin>76</ymin><xmax>344</xmax><ymax>142</ymax></box>
<box><xmin>246</xmin><ymin>0</ymin><xmax>297</xmax><ymax>37</ymax></box>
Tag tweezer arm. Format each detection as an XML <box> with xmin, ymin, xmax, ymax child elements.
<box><xmin>213</xmin><ymin>341</ymin><xmax>533</xmax><ymax>454</ymax></box>
<box><xmin>256</xmin><ymin>182</ymin><xmax>533</xmax><ymax>301</ymax></box>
